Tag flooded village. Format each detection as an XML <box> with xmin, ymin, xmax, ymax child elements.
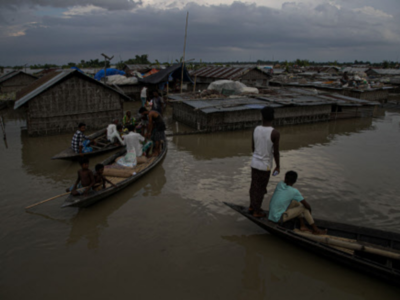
<box><xmin>1</xmin><ymin>60</ymin><xmax>400</xmax><ymax>299</ymax></box>
<box><xmin>1</xmin><ymin>2</ymin><xmax>400</xmax><ymax>300</ymax></box>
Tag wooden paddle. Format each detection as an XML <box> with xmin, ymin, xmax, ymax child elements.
<box><xmin>295</xmin><ymin>230</ymin><xmax>400</xmax><ymax>260</ymax></box>
<box><xmin>25</xmin><ymin>187</ymin><xmax>86</xmax><ymax>210</ymax></box>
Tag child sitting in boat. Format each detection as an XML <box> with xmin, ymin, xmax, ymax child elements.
<box><xmin>94</xmin><ymin>163</ymin><xmax>117</xmax><ymax>190</ymax></box>
<box><xmin>268</xmin><ymin>171</ymin><xmax>327</xmax><ymax>235</ymax></box>
<box><xmin>67</xmin><ymin>157</ymin><xmax>95</xmax><ymax>196</ymax></box>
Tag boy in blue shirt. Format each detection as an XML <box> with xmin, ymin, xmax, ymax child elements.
<box><xmin>269</xmin><ymin>171</ymin><xmax>326</xmax><ymax>235</ymax></box>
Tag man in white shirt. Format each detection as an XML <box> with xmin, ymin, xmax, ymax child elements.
<box><xmin>107</xmin><ymin>120</ymin><xmax>118</xmax><ymax>141</ymax></box>
<box><xmin>249</xmin><ymin>106</ymin><xmax>280</xmax><ymax>218</ymax></box>
<box><xmin>125</xmin><ymin>131</ymin><xmax>145</xmax><ymax>157</ymax></box>
<box><xmin>140</xmin><ymin>86</ymin><xmax>148</xmax><ymax>107</ymax></box>
<box><xmin>108</xmin><ymin>124</ymin><xmax>125</xmax><ymax>145</ymax></box>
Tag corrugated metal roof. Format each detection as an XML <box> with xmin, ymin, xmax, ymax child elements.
<box><xmin>342</xmin><ymin>67</ymin><xmax>369</xmax><ymax>74</ymax></box>
<box><xmin>14</xmin><ymin>69</ymin><xmax>129</xmax><ymax>109</ymax></box>
<box><xmin>0</xmin><ymin>71</ymin><xmax>36</xmax><ymax>84</ymax></box>
<box><xmin>369</xmin><ymin>69</ymin><xmax>400</xmax><ymax>75</ymax></box>
<box><xmin>191</xmin><ymin>66</ymin><xmax>266</xmax><ymax>80</ymax></box>
<box><xmin>0</xmin><ymin>71</ymin><xmax>19</xmax><ymax>84</ymax></box>
<box><xmin>180</xmin><ymin>98</ymin><xmax>281</xmax><ymax>114</ymax></box>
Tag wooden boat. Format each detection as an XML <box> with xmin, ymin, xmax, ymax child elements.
<box><xmin>224</xmin><ymin>202</ymin><xmax>400</xmax><ymax>286</ymax></box>
<box><xmin>52</xmin><ymin>128</ymin><xmax>122</xmax><ymax>160</ymax></box>
<box><xmin>62</xmin><ymin>142</ymin><xmax>167</xmax><ymax>208</ymax></box>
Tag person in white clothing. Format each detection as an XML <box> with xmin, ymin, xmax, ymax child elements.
<box><xmin>108</xmin><ymin>124</ymin><xmax>125</xmax><ymax>146</ymax></box>
<box><xmin>106</xmin><ymin>120</ymin><xmax>118</xmax><ymax>141</ymax></box>
<box><xmin>117</xmin><ymin>130</ymin><xmax>151</xmax><ymax>167</ymax></box>
<box><xmin>140</xmin><ymin>86</ymin><xmax>148</xmax><ymax>107</ymax></box>
<box><xmin>249</xmin><ymin>106</ymin><xmax>280</xmax><ymax>218</ymax></box>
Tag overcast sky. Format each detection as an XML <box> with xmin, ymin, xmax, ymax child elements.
<box><xmin>0</xmin><ymin>0</ymin><xmax>399</xmax><ymax>65</ymax></box>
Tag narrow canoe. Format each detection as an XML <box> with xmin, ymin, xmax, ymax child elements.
<box><xmin>224</xmin><ymin>202</ymin><xmax>400</xmax><ymax>286</ymax></box>
<box><xmin>52</xmin><ymin>128</ymin><xmax>122</xmax><ymax>160</ymax></box>
<box><xmin>62</xmin><ymin>142</ymin><xmax>167</xmax><ymax>208</ymax></box>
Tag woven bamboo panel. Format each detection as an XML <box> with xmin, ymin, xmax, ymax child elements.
<box><xmin>293</xmin><ymin>229</ymin><xmax>355</xmax><ymax>255</ymax></box>
<box><xmin>104</xmin><ymin>156</ymin><xmax>157</xmax><ymax>186</ymax></box>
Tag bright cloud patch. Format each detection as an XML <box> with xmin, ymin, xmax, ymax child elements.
<box><xmin>0</xmin><ymin>1</ymin><xmax>399</xmax><ymax>64</ymax></box>
<box><xmin>63</xmin><ymin>5</ymin><xmax>107</xmax><ymax>17</ymax></box>
<box><xmin>354</xmin><ymin>6</ymin><xmax>393</xmax><ymax>19</ymax></box>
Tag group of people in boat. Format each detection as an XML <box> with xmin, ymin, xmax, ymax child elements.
<box><xmin>250</xmin><ymin>106</ymin><xmax>326</xmax><ymax>235</ymax></box>
<box><xmin>68</xmin><ymin>89</ymin><xmax>166</xmax><ymax>195</ymax></box>
<box><xmin>69</xmin><ymin>95</ymin><xmax>325</xmax><ymax>233</ymax></box>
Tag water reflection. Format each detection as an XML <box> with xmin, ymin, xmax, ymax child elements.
<box><xmin>66</xmin><ymin>164</ymin><xmax>166</xmax><ymax>249</ymax></box>
<box><xmin>223</xmin><ymin>234</ymin><xmax>398</xmax><ymax>300</ymax></box>
<box><xmin>172</xmin><ymin>117</ymin><xmax>374</xmax><ymax>160</ymax></box>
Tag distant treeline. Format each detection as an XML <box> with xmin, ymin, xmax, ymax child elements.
<box><xmin>1</xmin><ymin>55</ymin><xmax>398</xmax><ymax>70</ymax></box>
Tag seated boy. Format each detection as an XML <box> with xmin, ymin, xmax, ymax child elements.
<box><xmin>268</xmin><ymin>171</ymin><xmax>326</xmax><ymax>235</ymax></box>
<box><xmin>67</xmin><ymin>157</ymin><xmax>95</xmax><ymax>196</ymax></box>
<box><xmin>94</xmin><ymin>163</ymin><xmax>117</xmax><ymax>190</ymax></box>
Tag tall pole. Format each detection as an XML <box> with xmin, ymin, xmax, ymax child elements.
<box><xmin>180</xmin><ymin>12</ymin><xmax>189</xmax><ymax>94</ymax></box>
<box><xmin>104</xmin><ymin>57</ymin><xmax>107</xmax><ymax>84</ymax></box>
<box><xmin>101</xmin><ymin>53</ymin><xmax>114</xmax><ymax>84</ymax></box>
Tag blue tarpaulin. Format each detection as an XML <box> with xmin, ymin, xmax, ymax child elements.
<box><xmin>70</xmin><ymin>66</ymin><xmax>84</xmax><ymax>73</ymax></box>
<box><xmin>94</xmin><ymin>68</ymin><xmax>125</xmax><ymax>81</ymax></box>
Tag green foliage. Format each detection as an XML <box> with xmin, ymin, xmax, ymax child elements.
<box><xmin>124</xmin><ymin>54</ymin><xmax>150</xmax><ymax>65</ymax></box>
<box><xmin>29</xmin><ymin>63</ymin><xmax>59</xmax><ymax>69</ymax></box>
<box><xmin>382</xmin><ymin>60</ymin><xmax>389</xmax><ymax>69</ymax></box>
<box><xmin>77</xmin><ymin>59</ymin><xmax>109</xmax><ymax>68</ymax></box>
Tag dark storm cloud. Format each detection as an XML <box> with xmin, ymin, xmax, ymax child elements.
<box><xmin>1</xmin><ymin>1</ymin><xmax>399</xmax><ymax>65</ymax></box>
<box><xmin>0</xmin><ymin>0</ymin><xmax>142</xmax><ymax>11</ymax></box>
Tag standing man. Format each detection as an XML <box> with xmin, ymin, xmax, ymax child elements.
<box><xmin>151</xmin><ymin>90</ymin><xmax>165</xmax><ymax>115</ymax></box>
<box><xmin>140</xmin><ymin>85</ymin><xmax>148</xmax><ymax>107</ymax></box>
<box><xmin>139</xmin><ymin>107</ymin><xmax>165</xmax><ymax>157</ymax></box>
<box><xmin>249</xmin><ymin>106</ymin><xmax>280</xmax><ymax>218</ymax></box>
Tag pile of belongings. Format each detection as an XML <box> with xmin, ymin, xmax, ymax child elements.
<box><xmin>106</xmin><ymin>75</ymin><xmax>138</xmax><ymax>85</ymax></box>
<box><xmin>207</xmin><ymin>80</ymin><xmax>259</xmax><ymax>95</ymax></box>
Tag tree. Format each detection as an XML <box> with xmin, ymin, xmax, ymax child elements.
<box><xmin>382</xmin><ymin>60</ymin><xmax>389</xmax><ymax>69</ymax></box>
<box><xmin>124</xmin><ymin>54</ymin><xmax>150</xmax><ymax>65</ymax></box>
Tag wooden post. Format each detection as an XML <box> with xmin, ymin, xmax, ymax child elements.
<box><xmin>193</xmin><ymin>75</ymin><xmax>197</xmax><ymax>92</ymax></box>
<box><xmin>180</xmin><ymin>12</ymin><xmax>189</xmax><ymax>94</ymax></box>
<box><xmin>104</xmin><ymin>56</ymin><xmax>107</xmax><ymax>84</ymax></box>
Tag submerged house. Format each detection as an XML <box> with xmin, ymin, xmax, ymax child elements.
<box><xmin>14</xmin><ymin>69</ymin><xmax>129</xmax><ymax>136</ymax></box>
<box><xmin>171</xmin><ymin>88</ymin><xmax>379</xmax><ymax>132</ymax></box>
<box><xmin>0</xmin><ymin>71</ymin><xmax>37</xmax><ymax>94</ymax></box>
<box><xmin>191</xmin><ymin>66</ymin><xmax>271</xmax><ymax>90</ymax></box>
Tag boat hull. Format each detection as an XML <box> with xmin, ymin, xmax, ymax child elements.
<box><xmin>224</xmin><ymin>202</ymin><xmax>400</xmax><ymax>286</ymax></box>
<box><xmin>52</xmin><ymin>128</ymin><xmax>122</xmax><ymax>160</ymax></box>
<box><xmin>62</xmin><ymin>143</ymin><xmax>167</xmax><ymax>208</ymax></box>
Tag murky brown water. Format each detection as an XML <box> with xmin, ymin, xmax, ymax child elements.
<box><xmin>1</xmin><ymin>104</ymin><xmax>400</xmax><ymax>299</ymax></box>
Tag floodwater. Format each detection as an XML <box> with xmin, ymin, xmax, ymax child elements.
<box><xmin>0</xmin><ymin>104</ymin><xmax>400</xmax><ymax>299</ymax></box>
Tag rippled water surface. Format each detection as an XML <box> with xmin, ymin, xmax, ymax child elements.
<box><xmin>0</xmin><ymin>104</ymin><xmax>399</xmax><ymax>299</ymax></box>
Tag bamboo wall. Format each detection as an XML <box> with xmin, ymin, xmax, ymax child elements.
<box><xmin>0</xmin><ymin>74</ymin><xmax>37</xmax><ymax>93</ymax></box>
<box><xmin>330</xmin><ymin>106</ymin><xmax>375</xmax><ymax>120</ymax></box>
<box><xmin>343</xmin><ymin>89</ymin><xmax>389</xmax><ymax>103</ymax></box>
<box><xmin>240</xmin><ymin>70</ymin><xmax>270</xmax><ymax>87</ymax></box>
<box><xmin>173</xmin><ymin>102</ymin><xmax>332</xmax><ymax>131</ymax></box>
<box><xmin>115</xmin><ymin>84</ymin><xmax>142</xmax><ymax>100</ymax></box>
<box><xmin>27</xmin><ymin>76</ymin><xmax>123</xmax><ymax>136</ymax></box>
